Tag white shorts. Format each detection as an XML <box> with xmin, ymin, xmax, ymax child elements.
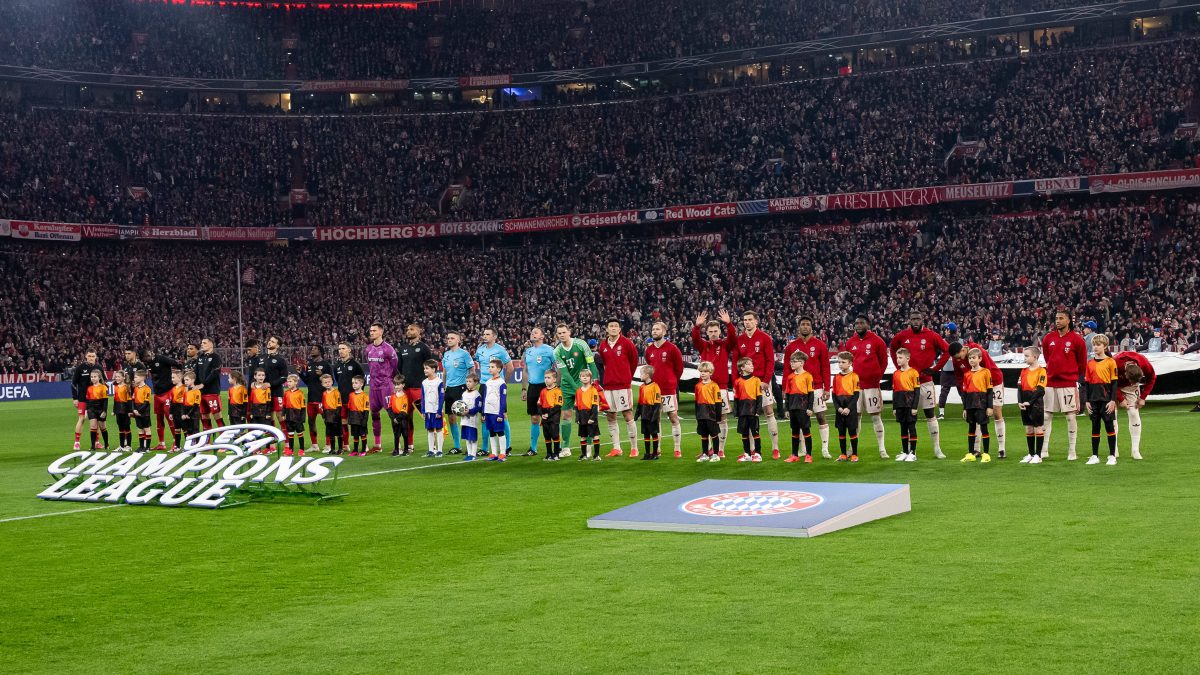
<box><xmin>991</xmin><ymin>384</ymin><xmax>1005</xmax><ymax>409</ymax></box>
<box><xmin>810</xmin><ymin>388</ymin><xmax>828</xmax><ymax>414</ymax></box>
<box><xmin>721</xmin><ymin>389</ymin><xmax>733</xmax><ymax>415</ymax></box>
<box><xmin>918</xmin><ymin>381</ymin><xmax>937</xmax><ymax>410</ymax></box>
<box><xmin>1045</xmin><ymin>386</ymin><xmax>1079</xmax><ymax>413</ymax></box>
<box><xmin>1120</xmin><ymin>385</ymin><xmax>1141</xmax><ymax>408</ymax></box>
<box><xmin>604</xmin><ymin>388</ymin><xmax>633</xmax><ymax>413</ymax></box>
<box><xmin>761</xmin><ymin>385</ymin><xmax>776</xmax><ymax>408</ymax></box>
<box><xmin>858</xmin><ymin>388</ymin><xmax>883</xmax><ymax>415</ymax></box>
<box><xmin>661</xmin><ymin>394</ymin><xmax>678</xmax><ymax>414</ymax></box>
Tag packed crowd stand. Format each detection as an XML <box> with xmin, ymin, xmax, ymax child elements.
<box><xmin>2</xmin><ymin>196</ymin><xmax>1198</xmax><ymax>377</ymax></box>
<box><xmin>0</xmin><ymin>0</ymin><xmax>1101</xmax><ymax>80</ymax></box>
<box><xmin>2</xmin><ymin>39</ymin><xmax>1196</xmax><ymax>229</ymax></box>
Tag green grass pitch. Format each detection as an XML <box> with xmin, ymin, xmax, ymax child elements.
<box><xmin>2</xmin><ymin>392</ymin><xmax>1198</xmax><ymax>673</ymax></box>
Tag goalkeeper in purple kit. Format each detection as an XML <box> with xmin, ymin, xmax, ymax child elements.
<box><xmin>364</xmin><ymin>322</ymin><xmax>399</xmax><ymax>453</ymax></box>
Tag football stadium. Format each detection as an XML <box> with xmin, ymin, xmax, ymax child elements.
<box><xmin>2</xmin><ymin>0</ymin><xmax>1200</xmax><ymax>672</ymax></box>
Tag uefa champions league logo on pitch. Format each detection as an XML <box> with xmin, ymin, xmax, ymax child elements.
<box><xmin>680</xmin><ymin>490</ymin><xmax>823</xmax><ymax>517</ymax></box>
<box><xmin>38</xmin><ymin>424</ymin><xmax>344</xmax><ymax>509</ymax></box>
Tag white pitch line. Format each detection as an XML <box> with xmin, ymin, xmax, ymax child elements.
<box><xmin>339</xmin><ymin>460</ymin><xmax>473</xmax><ymax>480</ymax></box>
<box><xmin>0</xmin><ymin>504</ymin><xmax>125</xmax><ymax>523</ymax></box>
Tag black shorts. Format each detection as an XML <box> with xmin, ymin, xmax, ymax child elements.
<box><xmin>965</xmin><ymin>408</ymin><xmax>990</xmax><ymax>426</ymax></box>
<box><xmin>388</xmin><ymin>411</ymin><xmax>412</xmax><ymax>432</ymax></box>
<box><xmin>445</xmin><ymin>385</ymin><xmax>466</xmax><ymax>413</ymax></box>
<box><xmin>578</xmin><ymin>421</ymin><xmax>600</xmax><ymax>438</ymax></box>
<box><xmin>284</xmin><ymin>408</ymin><xmax>305</xmax><ymax>428</ymax></box>
<box><xmin>135</xmin><ymin>414</ymin><xmax>152</xmax><ymax>430</ymax></box>
<box><xmin>347</xmin><ymin>410</ymin><xmax>367</xmax><ymax>427</ymax></box>
<box><xmin>526</xmin><ymin>383</ymin><xmax>545</xmax><ymax>416</ymax></box>
<box><xmin>737</xmin><ymin>415</ymin><xmax>759</xmax><ymax>435</ymax></box>
<box><xmin>639</xmin><ymin>417</ymin><xmax>660</xmax><ymax>437</ymax></box>
<box><xmin>697</xmin><ymin>419</ymin><xmax>720</xmax><ymax>437</ymax></box>
<box><xmin>86</xmin><ymin>405</ymin><xmax>107</xmax><ymax>421</ymax></box>
<box><xmin>542</xmin><ymin>423</ymin><xmax>561</xmax><ymax>441</ymax></box>
<box><xmin>1020</xmin><ymin>405</ymin><xmax>1044</xmax><ymax>427</ymax></box>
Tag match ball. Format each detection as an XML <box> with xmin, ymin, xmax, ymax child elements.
<box><xmin>451</xmin><ymin>400</ymin><xmax>469</xmax><ymax>416</ymax></box>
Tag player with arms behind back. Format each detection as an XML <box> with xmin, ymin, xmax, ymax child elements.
<box><xmin>644</xmin><ymin>321</ymin><xmax>685</xmax><ymax>458</ymax></box>
<box><xmin>889</xmin><ymin>311</ymin><xmax>950</xmax><ymax>458</ymax></box>
<box><xmin>843</xmin><ymin>316</ymin><xmax>889</xmax><ymax>459</ymax></box>
<box><xmin>598</xmin><ymin>319</ymin><xmax>641</xmax><ymax>458</ymax></box>
<box><xmin>784</xmin><ymin>316</ymin><xmax>833</xmax><ymax>459</ymax></box>
<box><xmin>1041</xmin><ymin>310</ymin><xmax>1088</xmax><ymax>460</ymax></box>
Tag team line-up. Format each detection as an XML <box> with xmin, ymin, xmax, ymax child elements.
<box><xmin>68</xmin><ymin>309</ymin><xmax>1157</xmax><ymax>467</ymax></box>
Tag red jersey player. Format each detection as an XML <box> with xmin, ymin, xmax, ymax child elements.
<box><xmin>643</xmin><ymin>321</ymin><xmax>685</xmax><ymax>458</ymax></box>
<box><xmin>842</xmin><ymin>315</ymin><xmax>889</xmax><ymax>458</ymax></box>
<box><xmin>889</xmin><ymin>311</ymin><xmax>951</xmax><ymax>459</ymax></box>
<box><xmin>949</xmin><ymin>339</ymin><xmax>1007</xmax><ymax>458</ymax></box>
<box><xmin>733</xmin><ymin>310</ymin><xmax>780</xmax><ymax>458</ymax></box>
<box><xmin>783</xmin><ymin>316</ymin><xmax>833</xmax><ymax>458</ymax></box>
<box><xmin>597</xmin><ymin>319</ymin><xmax>641</xmax><ymax>457</ymax></box>
<box><xmin>1040</xmin><ymin>310</ymin><xmax>1088</xmax><ymax>460</ymax></box>
<box><xmin>691</xmin><ymin>309</ymin><xmax>737</xmax><ymax>456</ymax></box>
<box><xmin>1113</xmin><ymin>350</ymin><xmax>1155</xmax><ymax>460</ymax></box>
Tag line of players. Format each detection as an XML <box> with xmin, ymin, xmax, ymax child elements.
<box><xmin>69</xmin><ymin>309</ymin><xmax>1157</xmax><ymax>463</ymax></box>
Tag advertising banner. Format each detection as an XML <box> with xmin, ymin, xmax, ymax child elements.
<box><xmin>1088</xmin><ymin>168</ymin><xmax>1200</xmax><ymax>194</ymax></box>
<box><xmin>7</xmin><ymin>220</ymin><xmax>81</xmax><ymax>242</ymax></box>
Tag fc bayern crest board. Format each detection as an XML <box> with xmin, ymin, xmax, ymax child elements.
<box><xmin>587</xmin><ymin>479</ymin><xmax>911</xmax><ymax>538</ymax></box>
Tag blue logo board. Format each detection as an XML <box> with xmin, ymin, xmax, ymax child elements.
<box><xmin>587</xmin><ymin>479</ymin><xmax>910</xmax><ymax>538</ymax></box>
